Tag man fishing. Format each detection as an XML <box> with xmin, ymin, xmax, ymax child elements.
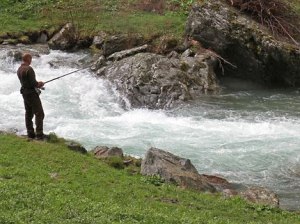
<box><xmin>17</xmin><ymin>53</ymin><xmax>45</xmax><ymax>140</ymax></box>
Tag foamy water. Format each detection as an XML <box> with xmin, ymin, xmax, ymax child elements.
<box><xmin>0</xmin><ymin>47</ymin><xmax>300</xmax><ymax>210</ymax></box>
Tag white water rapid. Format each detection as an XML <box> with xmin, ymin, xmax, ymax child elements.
<box><xmin>0</xmin><ymin>47</ymin><xmax>300</xmax><ymax>210</ymax></box>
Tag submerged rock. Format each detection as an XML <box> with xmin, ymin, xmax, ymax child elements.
<box><xmin>186</xmin><ymin>1</ymin><xmax>300</xmax><ymax>87</ymax></box>
<box><xmin>2</xmin><ymin>44</ymin><xmax>50</xmax><ymax>62</ymax></box>
<box><xmin>7</xmin><ymin>50</ymin><xmax>22</xmax><ymax>62</ymax></box>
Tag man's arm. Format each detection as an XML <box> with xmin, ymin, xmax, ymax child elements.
<box><xmin>27</xmin><ymin>67</ymin><xmax>44</xmax><ymax>88</ymax></box>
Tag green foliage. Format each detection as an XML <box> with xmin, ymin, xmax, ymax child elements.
<box><xmin>169</xmin><ymin>0</ymin><xmax>195</xmax><ymax>14</ymax></box>
<box><xmin>46</xmin><ymin>132</ymin><xmax>60</xmax><ymax>143</ymax></box>
<box><xmin>1</xmin><ymin>0</ymin><xmax>57</xmax><ymax>18</ymax></box>
<box><xmin>0</xmin><ymin>133</ymin><xmax>300</xmax><ymax>223</ymax></box>
<box><xmin>0</xmin><ymin>0</ymin><xmax>188</xmax><ymax>39</ymax></box>
<box><xmin>0</xmin><ymin>0</ymin><xmax>299</xmax><ymax>40</ymax></box>
<box><xmin>141</xmin><ymin>174</ymin><xmax>165</xmax><ymax>186</ymax></box>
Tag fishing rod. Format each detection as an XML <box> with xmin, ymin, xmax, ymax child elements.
<box><xmin>44</xmin><ymin>65</ymin><xmax>91</xmax><ymax>84</ymax></box>
<box><xmin>35</xmin><ymin>65</ymin><xmax>91</xmax><ymax>95</ymax></box>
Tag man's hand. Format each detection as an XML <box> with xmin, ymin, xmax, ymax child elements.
<box><xmin>37</xmin><ymin>81</ymin><xmax>44</xmax><ymax>88</ymax></box>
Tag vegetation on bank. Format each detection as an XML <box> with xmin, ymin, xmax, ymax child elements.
<box><xmin>1</xmin><ymin>0</ymin><xmax>299</xmax><ymax>40</ymax></box>
<box><xmin>0</xmin><ymin>133</ymin><xmax>300</xmax><ymax>223</ymax></box>
<box><xmin>0</xmin><ymin>0</ymin><xmax>192</xmax><ymax>38</ymax></box>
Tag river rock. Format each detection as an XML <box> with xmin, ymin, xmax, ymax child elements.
<box><xmin>7</xmin><ymin>50</ymin><xmax>23</xmax><ymax>62</ymax></box>
<box><xmin>141</xmin><ymin>148</ymin><xmax>216</xmax><ymax>192</ymax></box>
<box><xmin>154</xmin><ymin>35</ymin><xmax>180</xmax><ymax>54</ymax></box>
<box><xmin>102</xmin><ymin>34</ymin><xmax>144</xmax><ymax>57</ymax></box>
<box><xmin>96</xmin><ymin>52</ymin><xmax>219</xmax><ymax>109</ymax></box>
<box><xmin>186</xmin><ymin>1</ymin><xmax>300</xmax><ymax>87</ymax></box>
<box><xmin>92</xmin><ymin>31</ymin><xmax>108</xmax><ymax>49</ymax></box>
<box><xmin>201</xmin><ymin>174</ymin><xmax>234</xmax><ymax>192</ymax></box>
<box><xmin>48</xmin><ymin>23</ymin><xmax>77</xmax><ymax>50</ymax></box>
<box><xmin>5</xmin><ymin>45</ymin><xmax>50</xmax><ymax>62</ymax></box>
<box><xmin>107</xmin><ymin>44</ymin><xmax>148</xmax><ymax>61</ymax></box>
<box><xmin>65</xmin><ymin>141</ymin><xmax>87</xmax><ymax>154</ymax></box>
<box><xmin>240</xmin><ymin>187</ymin><xmax>279</xmax><ymax>208</ymax></box>
<box><xmin>91</xmin><ymin>55</ymin><xmax>106</xmax><ymax>71</ymax></box>
<box><xmin>93</xmin><ymin>146</ymin><xmax>124</xmax><ymax>159</ymax></box>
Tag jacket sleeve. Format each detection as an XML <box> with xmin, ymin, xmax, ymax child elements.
<box><xmin>27</xmin><ymin>67</ymin><xmax>38</xmax><ymax>88</ymax></box>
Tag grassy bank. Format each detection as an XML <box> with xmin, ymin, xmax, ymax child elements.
<box><xmin>0</xmin><ymin>0</ymin><xmax>189</xmax><ymax>38</ymax></box>
<box><xmin>1</xmin><ymin>0</ymin><xmax>299</xmax><ymax>41</ymax></box>
<box><xmin>0</xmin><ymin>133</ymin><xmax>300</xmax><ymax>223</ymax></box>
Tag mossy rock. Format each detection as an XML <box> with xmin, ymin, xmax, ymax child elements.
<box><xmin>89</xmin><ymin>44</ymin><xmax>102</xmax><ymax>55</ymax></box>
<box><xmin>18</xmin><ymin>35</ymin><xmax>31</xmax><ymax>44</ymax></box>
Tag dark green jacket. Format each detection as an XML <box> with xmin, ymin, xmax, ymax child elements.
<box><xmin>17</xmin><ymin>64</ymin><xmax>38</xmax><ymax>94</ymax></box>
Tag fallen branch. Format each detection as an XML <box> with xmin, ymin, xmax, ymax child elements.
<box><xmin>206</xmin><ymin>49</ymin><xmax>237</xmax><ymax>69</ymax></box>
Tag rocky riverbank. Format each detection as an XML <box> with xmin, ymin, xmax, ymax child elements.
<box><xmin>0</xmin><ymin>130</ymin><xmax>281</xmax><ymax>208</ymax></box>
<box><xmin>3</xmin><ymin>132</ymin><xmax>300</xmax><ymax>223</ymax></box>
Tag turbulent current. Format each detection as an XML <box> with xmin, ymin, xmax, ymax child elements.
<box><xmin>0</xmin><ymin>47</ymin><xmax>300</xmax><ymax>210</ymax></box>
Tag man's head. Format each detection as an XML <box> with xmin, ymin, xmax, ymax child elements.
<box><xmin>22</xmin><ymin>53</ymin><xmax>32</xmax><ymax>65</ymax></box>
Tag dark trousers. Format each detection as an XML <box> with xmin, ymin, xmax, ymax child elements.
<box><xmin>22</xmin><ymin>92</ymin><xmax>44</xmax><ymax>136</ymax></box>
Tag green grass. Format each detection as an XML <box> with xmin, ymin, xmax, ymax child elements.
<box><xmin>0</xmin><ymin>0</ymin><xmax>188</xmax><ymax>38</ymax></box>
<box><xmin>1</xmin><ymin>133</ymin><xmax>300</xmax><ymax>223</ymax></box>
<box><xmin>0</xmin><ymin>0</ymin><xmax>299</xmax><ymax>39</ymax></box>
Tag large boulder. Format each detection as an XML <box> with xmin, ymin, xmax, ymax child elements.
<box><xmin>186</xmin><ymin>1</ymin><xmax>300</xmax><ymax>87</ymax></box>
<box><xmin>95</xmin><ymin>52</ymin><xmax>219</xmax><ymax>109</ymax></box>
<box><xmin>141</xmin><ymin>147</ymin><xmax>280</xmax><ymax>207</ymax></box>
<box><xmin>93</xmin><ymin>146</ymin><xmax>123</xmax><ymax>159</ymax></box>
<box><xmin>141</xmin><ymin>148</ymin><xmax>216</xmax><ymax>192</ymax></box>
<box><xmin>48</xmin><ymin>23</ymin><xmax>77</xmax><ymax>50</ymax></box>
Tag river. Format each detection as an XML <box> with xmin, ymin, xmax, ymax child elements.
<box><xmin>0</xmin><ymin>46</ymin><xmax>299</xmax><ymax>210</ymax></box>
